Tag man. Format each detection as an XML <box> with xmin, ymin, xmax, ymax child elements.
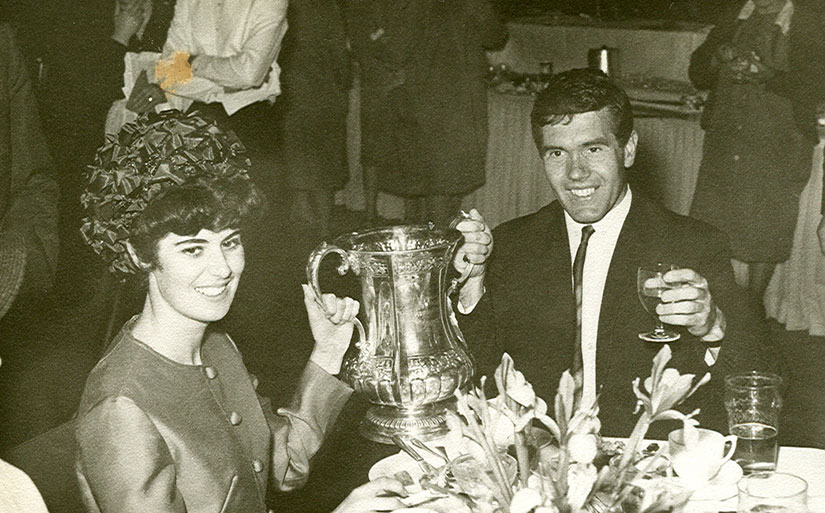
<box><xmin>0</xmin><ymin>23</ymin><xmax>58</xmax><ymax>322</ymax></box>
<box><xmin>455</xmin><ymin>69</ymin><xmax>769</xmax><ymax>437</ymax></box>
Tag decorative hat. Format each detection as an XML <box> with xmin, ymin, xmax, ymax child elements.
<box><xmin>0</xmin><ymin>230</ymin><xmax>26</xmax><ymax>320</ymax></box>
<box><xmin>80</xmin><ymin>110</ymin><xmax>251</xmax><ymax>275</ymax></box>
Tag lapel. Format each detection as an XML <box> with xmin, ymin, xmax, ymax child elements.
<box><xmin>536</xmin><ymin>203</ymin><xmax>576</xmax><ymax>363</ymax></box>
<box><xmin>596</xmin><ymin>195</ymin><xmax>648</xmax><ymax>379</ymax></box>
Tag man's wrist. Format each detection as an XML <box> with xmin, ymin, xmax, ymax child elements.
<box><xmin>458</xmin><ymin>275</ymin><xmax>485</xmax><ymax>314</ymax></box>
<box><xmin>699</xmin><ymin>305</ymin><xmax>725</xmax><ymax>342</ymax></box>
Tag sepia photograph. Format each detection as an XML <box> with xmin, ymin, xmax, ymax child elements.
<box><xmin>1</xmin><ymin>0</ymin><xmax>824</xmax><ymax>511</ymax></box>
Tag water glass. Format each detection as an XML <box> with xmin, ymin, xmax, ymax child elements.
<box><xmin>737</xmin><ymin>472</ymin><xmax>807</xmax><ymax>513</ymax></box>
<box><xmin>725</xmin><ymin>372</ymin><xmax>783</xmax><ymax>473</ymax></box>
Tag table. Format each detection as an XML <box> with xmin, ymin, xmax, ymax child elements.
<box><xmin>338</xmin><ymin>88</ymin><xmax>705</xmax><ymax>228</ymax></box>
<box><xmin>487</xmin><ymin>16</ymin><xmax>711</xmax><ymax>81</ymax></box>
<box><xmin>272</xmin><ymin>414</ymin><xmax>825</xmax><ymax>513</ymax></box>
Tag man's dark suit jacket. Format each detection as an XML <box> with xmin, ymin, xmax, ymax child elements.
<box><xmin>459</xmin><ymin>193</ymin><xmax>772</xmax><ymax>438</ymax></box>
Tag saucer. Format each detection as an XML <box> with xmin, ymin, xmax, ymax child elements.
<box><xmin>369</xmin><ymin>452</ymin><xmax>425</xmax><ymax>488</ymax></box>
<box><xmin>688</xmin><ymin>460</ymin><xmax>743</xmax><ymax>501</ymax></box>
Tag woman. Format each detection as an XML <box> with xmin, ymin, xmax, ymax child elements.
<box><xmin>688</xmin><ymin>0</ymin><xmax>821</xmax><ymax>301</ymax></box>
<box><xmin>76</xmin><ymin>111</ymin><xmax>405</xmax><ymax>512</ymax></box>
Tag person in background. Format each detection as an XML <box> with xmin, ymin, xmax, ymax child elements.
<box><xmin>102</xmin><ymin>0</ymin><xmax>176</xmax><ymax>135</ymax></box>
<box><xmin>277</xmin><ymin>0</ymin><xmax>351</xmax><ymax>237</ymax></box>
<box><xmin>453</xmin><ymin>69</ymin><xmax>769</xmax><ymax>438</ymax></box>
<box><xmin>76</xmin><ymin>110</ymin><xmax>405</xmax><ymax>512</ymax></box>
<box><xmin>126</xmin><ymin>0</ymin><xmax>288</xmax><ymax>200</ymax></box>
<box><xmin>0</xmin><ymin>23</ymin><xmax>59</xmax><ymax>324</ymax></box>
<box><xmin>687</xmin><ymin>0</ymin><xmax>822</xmax><ymax>304</ymax></box>
<box><xmin>0</xmin><ymin>356</ymin><xmax>50</xmax><ymax>513</ymax></box>
<box><xmin>344</xmin><ymin>0</ymin><xmax>507</xmax><ymax>226</ymax></box>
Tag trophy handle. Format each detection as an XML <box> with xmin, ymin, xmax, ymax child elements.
<box><xmin>447</xmin><ymin>211</ymin><xmax>476</xmax><ymax>297</ymax></box>
<box><xmin>305</xmin><ymin>242</ymin><xmax>367</xmax><ymax>348</ymax></box>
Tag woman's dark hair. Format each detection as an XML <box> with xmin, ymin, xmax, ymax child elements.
<box><xmin>129</xmin><ymin>176</ymin><xmax>264</xmax><ymax>269</ymax></box>
<box><xmin>531</xmin><ymin>68</ymin><xmax>634</xmax><ymax>146</ymax></box>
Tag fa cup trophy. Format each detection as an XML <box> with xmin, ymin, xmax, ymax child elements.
<box><xmin>306</xmin><ymin>222</ymin><xmax>474</xmax><ymax>443</ymax></box>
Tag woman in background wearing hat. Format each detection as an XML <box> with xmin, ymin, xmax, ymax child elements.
<box><xmin>75</xmin><ymin>110</ymin><xmax>405</xmax><ymax>513</ymax></box>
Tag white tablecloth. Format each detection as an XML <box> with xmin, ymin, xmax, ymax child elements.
<box><xmin>338</xmin><ymin>88</ymin><xmax>705</xmax><ymax>228</ymax></box>
<box><xmin>487</xmin><ymin>17</ymin><xmax>711</xmax><ymax>82</ymax></box>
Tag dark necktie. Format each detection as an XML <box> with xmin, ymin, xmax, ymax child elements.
<box><xmin>572</xmin><ymin>225</ymin><xmax>595</xmax><ymax>376</ymax></box>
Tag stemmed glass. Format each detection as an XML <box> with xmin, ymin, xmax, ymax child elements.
<box><xmin>637</xmin><ymin>263</ymin><xmax>680</xmax><ymax>342</ymax></box>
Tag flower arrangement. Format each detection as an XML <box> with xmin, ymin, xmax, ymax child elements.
<box><xmin>440</xmin><ymin>345</ymin><xmax>709</xmax><ymax>513</ymax></box>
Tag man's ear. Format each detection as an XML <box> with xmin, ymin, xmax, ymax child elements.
<box><xmin>623</xmin><ymin>130</ymin><xmax>638</xmax><ymax>168</ymax></box>
<box><xmin>125</xmin><ymin>241</ymin><xmax>151</xmax><ymax>271</ymax></box>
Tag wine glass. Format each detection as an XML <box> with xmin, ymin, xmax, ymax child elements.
<box><xmin>637</xmin><ymin>263</ymin><xmax>680</xmax><ymax>342</ymax></box>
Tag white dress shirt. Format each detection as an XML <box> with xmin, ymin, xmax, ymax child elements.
<box><xmin>564</xmin><ymin>188</ymin><xmax>633</xmax><ymax>407</ymax></box>
<box><xmin>564</xmin><ymin>188</ymin><xmax>719</xmax><ymax>406</ymax></box>
<box><xmin>159</xmin><ymin>0</ymin><xmax>288</xmax><ymax>115</ymax></box>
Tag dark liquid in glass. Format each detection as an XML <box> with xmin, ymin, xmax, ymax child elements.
<box><xmin>731</xmin><ymin>423</ymin><xmax>778</xmax><ymax>473</ymax></box>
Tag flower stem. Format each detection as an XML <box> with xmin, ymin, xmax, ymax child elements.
<box><xmin>618</xmin><ymin>411</ymin><xmax>651</xmax><ymax>471</ymax></box>
<box><xmin>464</xmin><ymin>410</ymin><xmax>513</xmax><ymax>504</ymax></box>
<box><xmin>514</xmin><ymin>430</ymin><xmax>530</xmax><ymax>487</ymax></box>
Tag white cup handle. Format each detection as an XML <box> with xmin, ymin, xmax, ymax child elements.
<box><xmin>721</xmin><ymin>434</ymin><xmax>737</xmax><ymax>464</ymax></box>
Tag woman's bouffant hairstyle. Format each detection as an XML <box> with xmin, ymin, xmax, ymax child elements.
<box><xmin>129</xmin><ymin>176</ymin><xmax>263</xmax><ymax>270</ymax></box>
<box><xmin>531</xmin><ymin>68</ymin><xmax>634</xmax><ymax>146</ymax></box>
<box><xmin>81</xmin><ymin>110</ymin><xmax>264</xmax><ymax>275</ymax></box>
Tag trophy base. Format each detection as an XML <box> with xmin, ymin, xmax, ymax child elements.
<box><xmin>360</xmin><ymin>400</ymin><xmax>454</xmax><ymax>444</ymax></box>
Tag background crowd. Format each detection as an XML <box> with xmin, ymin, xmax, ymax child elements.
<box><xmin>0</xmin><ymin>0</ymin><xmax>824</xmax><ymax>512</ymax></box>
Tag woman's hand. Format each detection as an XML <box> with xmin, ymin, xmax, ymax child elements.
<box><xmin>126</xmin><ymin>71</ymin><xmax>166</xmax><ymax>114</ymax></box>
<box><xmin>303</xmin><ymin>284</ymin><xmax>360</xmax><ymax>375</ymax></box>
<box><xmin>331</xmin><ymin>478</ymin><xmax>407</xmax><ymax>513</ymax></box>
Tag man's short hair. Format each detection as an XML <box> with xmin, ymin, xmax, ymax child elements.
<box><xmin>531</xmin><ymin>68</ymin><xmax>634</xmax><ymax>146</ymax></box>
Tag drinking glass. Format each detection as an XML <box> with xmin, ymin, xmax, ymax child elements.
<box><xmin>737</xmin><ymin>472</ymin><xmax>807</xmax><ymax>513</ymax></box>
<box><xmin>637</xmin><ymin>263</ymin><xmax>680</xmax><ymax>342</ymax></box>
<box><xmin>725</xmin><ymin>372</ymin><xmax>783</xmax><ymax>473</ymax></box>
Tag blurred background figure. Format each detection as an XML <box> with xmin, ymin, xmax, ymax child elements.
<box><xmin>125</xmin><ymin>0</ymin><xmax>288</xmax><ymax>200</ymax></box>
<box><xmin>277</xmin><ymin>0</ymin><xmax>351</xmax><ymax>237</ymax></box>
<box><xmin>0</xmin><ymin>23</ymin><xmax>59</xmax><ymax>330</ymax></box>
<box><xmin>765</xmin><ymin>95</ymin><xmax>825</xmax><ymax>336</ymax></box>
<box><xmin>687</xmin><ymin>0</ymin><xmax>821</xmax><ymax>305</ymax></box>
<box><xmin>344</xmin><ymin>0</ymin><xmax>507</xmax><ymax>227</ymax></box>
<box><xmin>102</xmin><ymin>0</ymin><xmax>176</xmax><ymax>134</ymax></box>
<box><xmin>0</xmin><ymin>356</ymin><xmax>50</xmax><ymax>513</ymax></box>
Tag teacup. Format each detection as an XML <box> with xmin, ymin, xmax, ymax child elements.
<box><xmin>668</xmin><ymin>427</ymin><xmax>737</xmax><ymax>485</ymax></box>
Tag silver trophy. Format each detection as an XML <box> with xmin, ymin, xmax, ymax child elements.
<box><xmin>307</xmin><ymin>221</ymin><xmax>475</xmax><ymax>443</ymax></box>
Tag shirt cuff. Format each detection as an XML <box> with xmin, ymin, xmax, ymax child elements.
<box><xmin>457</xmin><ymin>286</ymin><xmax>485</xmax><ymax>314</ymax></box>
<box><xmin>704</xmin><ymin>346</ymin><xmax>721</xmax><ymax>366</ymax></box>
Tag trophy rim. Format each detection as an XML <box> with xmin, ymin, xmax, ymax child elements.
<box><xmin>332</xmin><ymin>223</ymin><xmax>462</xmax><ymax>255</ymax></box>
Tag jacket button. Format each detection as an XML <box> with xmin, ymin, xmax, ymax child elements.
<box><xmin>204</xmin><ymin>366</ymin><xmax>218</xmax><ymax>379</ymax></box>
<box><xmin>253</xmin><ymin>459</ymin><xmax>264</xmax><ymax>473</ymax></box>
<box><xmin>229</xmin><ymin>412</ymin><xmax>242</xmax><ymax>425</ymax></box>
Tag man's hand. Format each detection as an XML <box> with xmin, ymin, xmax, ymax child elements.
<box><xmin>302</xmin><ymin>284</ymin><xmax>360</xmax><ymax>375</ymax></box>
<box><xmin>818</xmin><ymin>216</ymin><xmax>825</xmax><ymax>255</ymax></box>
<box><xmin>452</xmin><ymin>208</ymin><xmax>492</xmax><ymax>311</ymax></box>
<box><xmin>331</xmin><ymin>478</ymin><xmax>406</xmax><ymax>513</ymax></box>
<box><xmin>655</xmin><ymin>268</ymin><xmax>724</xmax><ymax>339</ymax></box>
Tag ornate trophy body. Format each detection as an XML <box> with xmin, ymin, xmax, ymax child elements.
<box><xmin>307</xmin><ymin>224</ymin><xmax>474</xmax><ymax>443</ymax></box>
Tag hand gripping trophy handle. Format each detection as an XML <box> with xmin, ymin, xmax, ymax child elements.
<box><xmin>446</xmin><ymin>210</ymin><xmax>477</xmax><ymax>297</ymax></box>
<box><xmin>305</xmin><ymin>242</ymin><xmax>368</xmax><ymax>348</ymax></box>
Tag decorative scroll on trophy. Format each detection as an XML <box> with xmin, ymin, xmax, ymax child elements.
<box><xmin>306</xmin><ymin>222</ymin><xmax>475</xmax><ymax>444</ymax></box>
